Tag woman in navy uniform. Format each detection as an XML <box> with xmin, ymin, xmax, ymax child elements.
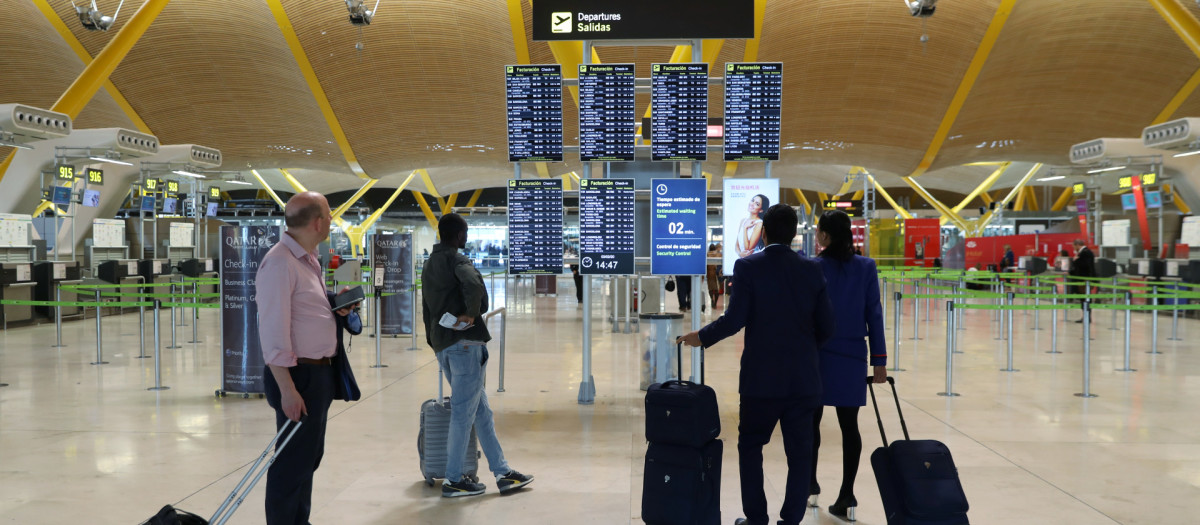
<box><xmin>809</xmin><ymin>210</ymin><xmax>887</xmax><ymax>522</ymax></box>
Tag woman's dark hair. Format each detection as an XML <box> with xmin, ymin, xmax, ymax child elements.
<box><xmin>752</xmin><ymin>194</ymin><xmax>770</xmax><ymax>219</ymax></box>
<box><xmin>817</xmin><ymin>210</ymin><xmax>855</xmax><ymax>261</ymax></box>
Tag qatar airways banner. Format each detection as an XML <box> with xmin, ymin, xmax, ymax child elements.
<box><xmin>722</xmin><ymin>178</ymin><xmax>779</xmax><ymax>275</ymax></box>
<box><xmin>374</xmin><ymin>232</ymin><xmax>414</xmax><ymax>336</ymax></box>
<box><xmin>220</xmin><ymin>225</ymin><xmax>280</xmax><ymax>394</ymax></box>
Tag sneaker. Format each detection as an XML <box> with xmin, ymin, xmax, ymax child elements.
<box><xmin>496</xmin><ymin>470</ymin><xmax>534</xmax><ymax>494</ymax></box>
<box><xmin>442</xmin><ymin>478</ymin><xmax>486</xmax><ymax>498</ymax></box>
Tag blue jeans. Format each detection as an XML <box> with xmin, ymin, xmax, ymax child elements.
<box><xmin>436</xmin><ymin>340</ymin><xmax>510</xmax><ymax>482</ymax></box>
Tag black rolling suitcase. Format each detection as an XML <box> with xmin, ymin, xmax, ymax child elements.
<box><xmin>142</xmin><ymin>419</ymin><xmax>304</xmax><ymax>525</ymax></box>
<box><xmin>644</xmin><ymin>342</ymin><xmax>721</xmax><ymax>447</ymax></box>
<box><xmin>868</xmin><ymin>377</ymin><xmax>970</xmax><ymax>525</ymax></box>
<box><xmin>642</xmin><ymin>342</ymin><xmax>722</xmax><ymax>525</ymax></box>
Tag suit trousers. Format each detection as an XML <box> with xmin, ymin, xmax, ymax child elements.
<box><xmin>264</xmin><ymin>363</ymin><xmax>335</xmax><ymax>525</ymax></box>
<box><xmin>739</xmin><ymin>394</ymin><xmax>820</xmax><ymax>525</ymax></box>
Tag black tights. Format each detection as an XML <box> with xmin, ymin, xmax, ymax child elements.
<box><xmin>811</xmin><ymin>406</ymin><xmax>862</xmax><ymax>500</ymax></box>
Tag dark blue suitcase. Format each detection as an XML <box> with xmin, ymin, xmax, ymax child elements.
<box><xmin>645</xmin><ymin>342</ymin><xmax>721</xmax><ymax>448</ymax></box>
<box><xmin>869</xmin><ymin>377</ymin><xmax>970</xmax><ymax>525</ymax></box>
<box><xmin>641</xmin><ymin>438</ymin><xmax>723</xmax><ymax>525</ymax></box>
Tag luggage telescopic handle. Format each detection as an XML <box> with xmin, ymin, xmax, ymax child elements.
<box><xmin>866</xmin><ymin>376</ymin><xmax>909</xmax><ymax>446</ymax></box>
<box><xmin>676</xmin><ymin>341</ymin><xmax>705</xmax><ymax>385</ymax></box>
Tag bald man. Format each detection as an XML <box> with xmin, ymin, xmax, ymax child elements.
<box><xmin>256</xmin><ymin>191</ymin><xmax>349</xmax><ymax>525</ymax></box>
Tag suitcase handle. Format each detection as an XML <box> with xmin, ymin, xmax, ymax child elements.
<box><xmin>209</xmin><ymin>418</ymin><xmax>303</xmax><ymax>525</ymax></box>
<box><xmin>866</xmin><ymin>376</ymin><xmax>909</xmax><ymax>447</ymax></box>
<box><xmin>676</xmin><ymin>341</ymin><xmax>705</xmax><ymax>384</ymax></box>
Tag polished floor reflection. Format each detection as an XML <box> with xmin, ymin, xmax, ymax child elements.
<box><xmin>0</xmin><ymin>277</ymin><xmax>1198</xmax><ymax>524</ymax></box>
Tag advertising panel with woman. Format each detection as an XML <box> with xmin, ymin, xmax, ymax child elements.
<box><xmin>722</xmin><ymin>178</ymin><xmax>779</xmax><ymax>275</ymax></box>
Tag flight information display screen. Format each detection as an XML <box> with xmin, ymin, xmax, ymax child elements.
<box><xmin>507</xmin><ymin>179</ymin><xmax>564</xmax><ymax>274</ymax></box>
<box><xmin>506</xmin><ymin>65</ymin><xmax>564</xmax><ymax>162</ymax></box>
<box><xmin>579</xmin><ymin>64</ymin><xmax>636</xmax><ymax>162</ymax></box>
<box><xmin>723</xmin><ymin>62</ymin><xmax>782</xmax><ymax>162</ymax></box>
<box><xmin>579</xmin><ymin>178</ymin><xmax>635</xmax><ymax>275</ymax></box>
<box><xmin>651</xmin><ymin>63</ymin><xmax>708</xmax><ymax>162</ymax></box>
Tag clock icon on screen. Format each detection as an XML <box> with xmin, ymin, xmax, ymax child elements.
<box><xmin>656</xmin><ymin>184</ymin><xmax>668</xmax><ymax>196</ymax></box>
<box><xmin>582</xmin><ymin>257</ymin><xmax>593</xmax><ymax>268</ymax></box>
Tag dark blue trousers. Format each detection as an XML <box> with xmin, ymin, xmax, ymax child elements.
<box><xmin>739</xmin><ymin>394</ymin><xmax>820</xmax><ymax>525</ymax></box>
<box><xmin>264</xmin><ymin>364</ymin><xmax>334</xmax><ymax>525</ymax></box>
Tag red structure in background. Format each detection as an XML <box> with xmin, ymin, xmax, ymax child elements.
<box><xmin>963</xmin><ymin>233</ymin><xmax>1087</xmax><ymax>270</ymax></box>
<box><xmin>904</xmin><ymin>219</ymin><xmax>941</xmax><ymax>267</ymax></box>
<box><xmin>852</xmin><ymin>219</ymin><xmax>867</xmax><ymax>254</ymax></box>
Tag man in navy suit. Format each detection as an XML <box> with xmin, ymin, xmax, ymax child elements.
<box><xmin>680</xmin><ymin>204</ymin><xmax>835</xmax><ymax>525</ymax></box>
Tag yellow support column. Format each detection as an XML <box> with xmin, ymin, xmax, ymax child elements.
<box><xmin>1167</xmin><ymin>184</ymin><xmax>1192</xmax><ymax>214</ymax></box>
<box><xmin>867</xmin><ymin>175</ymin><xmax>914</xmax><ymax>220</ymax></box>
<box><xmin>950</xmin><ymin>162</ymin><xmax>1011</xmax><ymax>215</ymax></box>
<box><xmin>249</xmin><ymin>170</ymin><xmax>287</xmax><ymax>209</ymax></box>
<box><xmin>0</xmin><ymin>0</ymin><xmax>170</xmax><ymax>183</ymax></box>
<box><xmin>331</xmin><ymin>178</ymin><xmax>380</xmax><ymax>220</ymax></box>
<box><xmin>412</xmin><ymin>191</ymin><xmax>440</xmax><ymax>234</ymax></box>
<box><xmin>974</xmin><ymin>164</ymin><xmax>1044</xmax><ymax>234</ymax></box>
<box><xmin>902</xmin><ymin>178</ymin><xmax>971</xmax><ymax>231</ymax></box>
<box><xmin>1025</xmin><ymin>186</ymin><xmax>1039</xmax><ymax>211</ymax></box>
<box><xmin>1049</xmin><ymin>187</ymin><xmax>1074</xmax><ymax>211</ymax></box>
<box><xmin>792</xmin><ymin>189</ymin><xmax>811</xmax><ymax>217</ymax></box>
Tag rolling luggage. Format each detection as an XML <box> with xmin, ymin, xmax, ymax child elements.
<box><xmin>644</xmin><ymin>342</ymin><xmax>721</xmax><ymax>448</ymax></box>
<box><xmin>418</xmin><ymin>364</ymin><xmax>480</xmax><ymax>486</ymax></box>
<box><xmin>142</xmin><ymin>419</ymin><xmax>304</xmax><ymax>525</ymax></box>
<box><xmin>642</xmin><ymin>439</ymin><xmax>723</xmax><ymax>525</ymax></box>
<box><xmin>642</xmin><ymin>342</ymin><xmax>721</xmax><ymax>525</ymax></box>
<box><xmin>868</xmin><ymin>377</ymin><xmax>970</xmax><ymax>525</ymax></box>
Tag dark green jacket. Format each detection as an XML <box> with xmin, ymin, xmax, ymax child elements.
<box><xmin>422</xmin><ymin>243</ymin><xmax>490</xmax><ymax>352</ymax></box>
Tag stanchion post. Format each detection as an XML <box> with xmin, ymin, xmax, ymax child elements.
<box><xmin>1047</xmin><ymin>296</ymin><xmax>1061</xmax><ymax>354</ymax></box>
<box><xmin>1169</xmin><ymin>285</ymin><xmax>1182</xmax><ymax>341</ymax></box>
<box><xmin>890</xmin><ymin>291</ymin><xmax>904</xmax><ymax>372</ymax></box>
<box><xmin>1148</xmin><ymin>286</ymin><xmax>1161</xmax><ymax>355</ymax></box>
<box><xmin>937</xmin><ymin>301</ymin><xmax>959</xmax><ymax>397</ymax></box>
<box><xmin>1032</xmin><ymin>288</ymin><xmax>1042</xmax><ymax>331</ymax></box>
<box><xmin>90</xmin><ymin>290</ymin><xmax>108</xmax><ymax>365</ymax></box>
<box><xmin>149</xmin><ymin>299</ymin><xmax>169</xmax><ymax>391</ymax></box>
<box><xmin>1117</xmin><ymin>292</ymin><xmax>1135</xmax><ymax>372</ymax></box>
<box><xmin>167</xmin><ymin>284</ymin><xmax>182</xmax><ymax>349</ymax></box>
<box><xmin>52</xmin><ymin>284</ymin><xmax>65</xmax><ymax>348</ymax></box>
<box><xmin>371</xmin><ymin>289</ymin><xmax>386</xmax><ymax>368</ymax></box>
<box><xmin>1001</xmin><ymin>292</ymin><xmax>1018</xmax><ymax>372</ymax></box>
<box><xmin>911</xmin><ymin>283</ymin><xmax>920</xmax><ymax>340</ymax></box>
<box><xmin>137</xmin><ymin>301</ymin><xmax>147</xmax><ymax>358</ymax></box>
<box><xmin>1075</xmin><ymin>301</ymin><xmax>1097</xmax><ymax>398</ymax></box>
<box><xmin>498</xmin><ymin>309</ymin><xmax>508</xmax><ymax>393</ymax></box>
<box><xmin>188</xmin><ymin>282</ymin><xmax>200</xmax><ymax>344</ymax></box>
<box><xmin>623</xmin><ymin>276</ymin><xmax>632</xmax><ymax>334</ymax></box>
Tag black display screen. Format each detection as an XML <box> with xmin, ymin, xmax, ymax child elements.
<box><xmin>531</xmin><ymin>0</ymin><xmax>754</xmax><ymax>41</ymax></box>
<box><xmin>723</xmin><ymin>62</ymin><xmax>782</xmax><ymax>162</ymax></box>
<box><xmin>506</xmin><ymin>65</ymin><xmax>564</xmax><ymax>162</ymax></box>
<box><xmin>507</xmin><ymin>179</ymin><xmax>564</xmax><ymax>275</ymax></box>
<box><xmin>579</xmin><ymin>64</ymin><xmax>636</xmax><ymax>162</ymax></box>
<box><xmin>651</xmin><ymin>63</ymin><xmax>708</xmax><ymax>162</ymax></box>
<box><xmin>579</xmin><ymin>178</ymin><xmax>635</xmax><ymax>275</ymax></box>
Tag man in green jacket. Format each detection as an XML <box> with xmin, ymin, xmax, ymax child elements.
<box><xmin>422</xmin><ymin>213</ymin><xmax>533</xmax><ymax>498</ymax></box>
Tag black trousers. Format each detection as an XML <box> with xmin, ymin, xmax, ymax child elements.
<box><xmin>739</xmin><ymin>394</ymin><xmax>820</xmax><ymax>525</ymax></box>
<box><xmin>676</xmin><ymin>275</ymin><xmax>692</xmax><ymax>309</ymax></box>
<box><xmin>574</xmin><ymin>272</ymin><xmax>584</xmax><ymax>303</ymax></box>
<box><xmin>264</xmin><ymin>363</ymin><xmax>335</xmax><ymax>525</ymax></box>
<box><xmin>811</xmin><ymin>406</ymin><xmax>863</xmax><ymax>500</ymax></box>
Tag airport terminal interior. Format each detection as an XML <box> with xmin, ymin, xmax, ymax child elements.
<box><xmin>3</xmin><ymin>0</ymin><xmax>1200</xmax><ymax>524</ymax></box>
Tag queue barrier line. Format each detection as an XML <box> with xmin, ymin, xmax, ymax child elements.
<box><xmin>95</xmin><ymin>291</ymin><xmax>220</xmax><ymax>299</ymax></box>
<box><xmin>0</xmin><ymin>299</ymin><xmax>154</xmax><ymax>308</ymax></box>
<box><xmin>901</xmin><ymin>293</ymin><xmax>985</xmax><ymax>300</ymax></box>
<box><xmin>60</xmin><ymin>282</ymin><xmax>194</xmax><ymax>291</ymax></box>
<box><xmin>1009</xmin><ymin>292</ymin><xmax>1122</xmax><ymax>301</ymax></box>
<box><xmin>1091</xmin><ymin>303</ymin><xmax>1200</xmax><ymax>311</ymax></box>
<box><xmin>161</xmin><ymin>302</ymin><xmax>220</xmax><ymax>309</ymax></box>
<box><xmin>956</xmin><ymin>303</ymin><xmax>1078</xmax><ymax>311</ymax></box>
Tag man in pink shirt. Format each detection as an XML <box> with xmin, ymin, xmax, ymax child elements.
<box><xmin>256</xmin><ymin>191</ymin><xmax>349</xmax><ymax>525</ymax></box>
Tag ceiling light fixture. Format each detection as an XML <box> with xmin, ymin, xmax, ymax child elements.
<box><xmin>1173</xmin><ymin>150</ymin><xmax>1200</xmax><ymax>158</ymax></box>
<box><xmin>88</xmin><ymin>155</ymin><xmax>132</xmax><ymax>166</ymax></box>
<box><xmin>1087</xmin><ymin>165</ymin><xmax>1126</xmax><ymax>174</ymax></box>
<box><xmin>1035</xmin><ymin>176</ymin><xmax>1065</xmax><ymax>182</ymax></box>
<box><xmin>225</xmin><ymin>179</ymin><xmax>253</xmax><ymax>186</ymax></box>
<box><xmin>172</xmin><ymin>169</ymin><xmax>206</xmax><ymax>179</ymax></box>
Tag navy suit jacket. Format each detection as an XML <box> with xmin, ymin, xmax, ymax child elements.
<box><xmin>698</xmin><ymin>244</ymin><xmax>835</xmax><ymax>399</ymax></box>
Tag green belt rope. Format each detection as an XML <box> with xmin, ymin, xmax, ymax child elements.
<box><xmin>329</xmin><ymin>281</ymin><xmax>371</xmax><ymax>286</ymax></box>
<box><xmin>956</xmin><ymin>303</ymin><xmax>1077</xmax><ymax>310</ymax></box>
<box><xmin>60</xmin><ymin>282</ymin><xmax>198</xmax><ymax>291</ymax></box>
<box><xmin>919</xmin><ymin>284</ymin><xmax>958</xmax><ymax>291</ymax></box>
<box><xmin>0</xmin><ymin>299</ymin><xmax>153</xmax><ymax>308</ymax></box>
<box><xmin>900</xmin><ymin>293</ymin><xmax>982</xmax><ymax>300</ymax></box>
<box><xmin>1091</xmin><ymin>303</ymin><xmax>1200</xmax><ymax>311</ymax></box>
<box><xmin>161</xmin><ymin>302</ymin><xmax>220</xmax><ymax>309</ymax></box>
<box><xmin>97</xmin><ymin>291</ymin><xmax>220</xmax><ymax>299</ymax></box>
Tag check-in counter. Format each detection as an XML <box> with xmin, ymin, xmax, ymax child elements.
<box><xmin>179</xmin><ymin>258</ymin><xmax>217</xmax><ymax>301</ymax></box>
<box><xmin>34</xmin><ymin>260</ymin><xmax>82</xmax><ymax>319</ymax></box>
<box><xmin>1017</xmin><ymin>256</ymin><xmax>1048</xmax><ymax>276</ymax></box>
<box><xmin>1129</xmin><ymin>258</ymin><xmax>1165</xmax><ymax>280</ymax></box>
<box><xmin>139</xmin><ymin>258</ymin><xmax>174</xmax><ymax>287</ymax></box>
<box><xmin>0</xmin><ymin>262</ymin><xmax>35</xmax><ymax>326</ymax></box>
<box><xmin>96</xmin><ymin>259</ymin><xmax>143</xmax><ymax>314</ymax></box>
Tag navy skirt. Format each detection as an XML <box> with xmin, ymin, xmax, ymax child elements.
<box><xmin>819</xmin><ymin>338</ymin><xmax>869</xmax><ymax>407</ymax></box>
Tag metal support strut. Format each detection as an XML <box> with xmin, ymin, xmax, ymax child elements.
<box><xmin>149</xmin><ymin>300</ymin><xmax>169</xmax><ymax>391</ymax></box>
<box><xmin>91</xmin><ymin>290</ymin><xmax>108</xmax><ymax>365</ymax></box>
<box><xmin>1075</xmin><ymin>301</ymin><xmax>1097</xmax><ymax>398</ymax></box>
<box><xmin>1116</xmin><ymin>292</ymin><xmax>1136</xmax><ymax>372</ymax></box>
<box><xmin>890</xmin><ymin>292</ymin><xmax>904</xmax><ymax>372</ymax></box>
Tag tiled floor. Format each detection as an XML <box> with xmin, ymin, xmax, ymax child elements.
<box><xmin>1</xmin><ymin>278</ymin><xmax>1198</xmax><ymax>524</ymax></box>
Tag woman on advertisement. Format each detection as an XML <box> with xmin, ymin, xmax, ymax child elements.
<box><xmin>734</xmin><ymin>194</ymin><xmax>770</xmax><ymax>258</ymax></box>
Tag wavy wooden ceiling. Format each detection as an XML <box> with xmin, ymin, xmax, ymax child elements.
<box><xmin>0</xmin><ymin>0</ymin><xmax>1195</xmax><ymax>196</ymax></box>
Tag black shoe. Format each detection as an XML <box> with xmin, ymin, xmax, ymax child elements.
<box><xmin>808</xmin><ymin>480</ymin><xmax>820</xmax><ymax>507</ymax></box>
<box><xmin>829</xmin><ymin>495</ymin><xmax>857</xmax><ymax>522</ymax></box>
<box><xmin>496</xmin><ymin>470</ymin><xmax>533</xmax><ymax>494</ymax></box>
<box><xmin>442</xmin><ymin>478</ymin><xmax>486</xmax><ymax>498</ymax></box>
<box><xmin>1074</xmin><ymin>319</ymin><xmax>1084</xmax><ymax>323</ymax></box>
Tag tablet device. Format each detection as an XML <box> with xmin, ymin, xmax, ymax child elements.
<box><xmin>332</xmin><ymin>286</ymin><xmax>365</xmax><ymax>311</ymax></box>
